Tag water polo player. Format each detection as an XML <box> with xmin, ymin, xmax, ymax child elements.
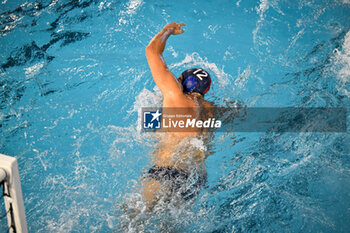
<box><xmin>143</xmin><ymin>22</ymin><xmax>215</xmax><ymax>209</ymax></box>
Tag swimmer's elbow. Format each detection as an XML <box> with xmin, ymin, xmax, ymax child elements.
<box><xmin>146</xmin><ymin>43</ymin><xmax>162</xmax><ymax>57</ymax></box>
<box><xmin>145</xmin><ymin>45</ymin><xmax>150</xmax><ymax>54</ymax></box>
<box><xmin>145</xmin><ymin>45</ymin><xmax>155</xmax><ymax>56</ymax></box>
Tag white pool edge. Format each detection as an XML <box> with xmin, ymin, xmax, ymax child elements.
<box><xmin>0</xmin><ymin>154</ymin><xmax>28</xmax><ymax>233</ymax></box>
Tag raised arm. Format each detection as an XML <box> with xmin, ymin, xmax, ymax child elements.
<box><xmin>145</xmin><ymin>22</ymin><xmax>186</xmax><ymax>100</ymax></box>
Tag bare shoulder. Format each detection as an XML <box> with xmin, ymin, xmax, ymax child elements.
<box><xmin>163</xmin><ymin>93</ymin><xmax>191</xmax><ymax>108</ymax></box>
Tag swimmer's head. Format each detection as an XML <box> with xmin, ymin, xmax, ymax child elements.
<box><xmin>178</xmin><ymin>68</ymin><xmax>211</xmax><ymax>96</ymax></box>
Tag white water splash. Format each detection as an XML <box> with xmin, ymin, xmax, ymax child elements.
<box><xmin>169</xmin><ymin>52</ymin><xmax>230</xmax><ymax>87</ymax></box>
<box><xmin>234</xmin><ymin>65</ymin><xmax>251</xmax><ymax>89</ymax></box>
<box><xmin>118</xmin><ymin>0</ymin><xmax>144</xmax><ymax>25</ymax></box>
<box><xmin>48</xmin><ymin>0</ymin><xmax>58</xmax><ymax>8</ymax></box>
<box><xmin>24</xmin><ymin>62</ymin><xmax>44</xmax><ymax>79</ymax></box>
<box><xmin>98</xmin><ymin>1</ymin><xmax>112</xmax><ymax>11</ymax></box>
<box><xmin>125</xmin><ymin>0</ymin><xmax>143</xmax><ymax>15</ymax></box>
<box><xmin>107</xmin><ymin>87</ymin><xmax>162</xmax><ymax>148</ymax></box>
<box><xmin>256</xmin><ymin>0</ymin><xmax>269</xmax><ymax>19</ymax></box>
<box><xmin>168</xmin><ymin>46</ymin><xmax>178</xmax><ymax>58</ymax></box>
<box><xmin>253</xmin><ymin>0</ymin><xmax>269</xmax><ymax>45</ymax></box>
<box><xmin>332</xmin><ymin>31</ymin><xmax>350</xmax><ymax>97</ymax></box>
<box><xmin>33</xmin><ymin>148</ymin><xmax>48</xmax><ymax>171</ymax></box>
<box><xmin>129</xmin><ymin>87</ymin><xmax>162</xmax><ymax>130</ymax></box>
<box><xmin>0</xmin><ymin>14</ymin><xmax>24</xmax><ymax>37</ymax></box>
<box><xmin>188</xmin><ymin>136</ymin><xmax>207</xmax><ymax>152</ymax></box>
<box><xmin>285</xmin><ymin>28</ymin><xmax>305</xmax><ymax>53</ymax></box>
<box><xmin>279</xmin><ymin>154</ymin><xmax>314</xmax><ymax>175</ymax></box>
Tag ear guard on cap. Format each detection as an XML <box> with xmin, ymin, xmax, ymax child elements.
<box><xmin>183</xmin><ymin>76</ymin><xmax>197</xmax><ymax>92</ymax></box>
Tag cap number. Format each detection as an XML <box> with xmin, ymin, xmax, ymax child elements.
<box><xmin>193</xmin><ymin>69</ymin><xmax>208</xmax><ymax>80</ymax></box>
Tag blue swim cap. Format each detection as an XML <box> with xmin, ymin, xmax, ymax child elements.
<box><xmin>181</xmin><ymin>68</ymin><xmax>211</xmax><ymax>95</ymax></box>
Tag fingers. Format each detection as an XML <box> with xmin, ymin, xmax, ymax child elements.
<box><xmin>165</xmin><ymin>22</ymin><xmax>186</xmax><ymax>35</ymax></box>
<box><xmin>168</xmin><ymin>22</ymin><xmax>185</xmax><ymax>28</ymax></box>
<box><xmin>176</xmin><ymin>23</ymin><xmax>185</xmax><ymax>34</ymax></box>
<box><xmin>177</xmin><ymin>23</ymin><xmax>186</xmax><ymax>30</ymax></box>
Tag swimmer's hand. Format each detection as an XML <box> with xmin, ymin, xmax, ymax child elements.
<box><xmin>164</xmin><ymin>22</ymin><xmax>186</xmax><ymax>35</ymax></box>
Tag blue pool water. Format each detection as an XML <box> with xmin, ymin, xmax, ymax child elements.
<box><xmin>1</xmin><ymin>0</ymin><xmax>350</xmax><ymax>232</ymax></box>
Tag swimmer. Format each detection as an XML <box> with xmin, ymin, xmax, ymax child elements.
<box><xmin>144</xmin><ymin>22</ymin><xmax>215</xmax><ymax>208</ymax></box>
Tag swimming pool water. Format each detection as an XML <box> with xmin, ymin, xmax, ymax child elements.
<box><xmin>0</xmin><ymin>0</ymin><xmax>349</xmax><ymax>232</ymax></box>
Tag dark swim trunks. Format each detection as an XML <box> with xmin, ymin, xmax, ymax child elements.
<box><xmin>148</xmin><ymin>166</ymin><xmax>206</xmax><ymax>201</ymax></box>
